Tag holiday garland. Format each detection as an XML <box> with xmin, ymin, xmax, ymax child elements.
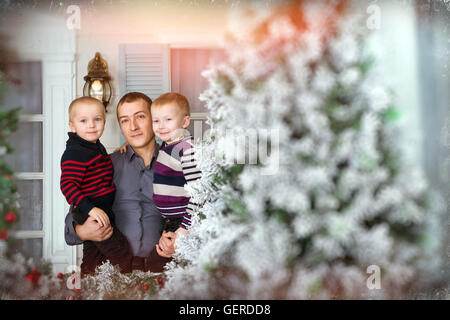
<box><xmin>0</xmin><ymin>257</ymin><xmax>165</xmax><ymax>300</ymax></box>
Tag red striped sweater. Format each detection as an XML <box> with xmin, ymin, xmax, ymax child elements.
<box><xmin>60</xmin><ymin>132</ymin><xmax>115</xmax><ymax>222</ymax></box>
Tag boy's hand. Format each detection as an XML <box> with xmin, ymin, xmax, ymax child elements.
<box><xmin>88</xmin><ymin>207</ymin><xmax>110</xmax><ymax>227</ymax></box>
<box><xmin>175</xmin><ymin>227</ymin><xmax>189</xmax><ymax>236</ymax></box>
<box><xmin>75</xmin><ymin>216</ymin><xmax>113</xmax><ymax>242</ymax></box>
<box><xmin>174</xmin><ymin>227</ymin><xmax>189</xmax><ymax>249</ymax></box>
<box><xmin>113</xmin><ymin>142</ymin><xmax>129</xmax><ymax>154</ymax></box>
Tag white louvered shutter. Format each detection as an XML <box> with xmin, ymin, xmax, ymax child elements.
<box><xmin>119</xmin><ymin>44</ymin><xmax>170</xmax><ymax>101</ymax></box>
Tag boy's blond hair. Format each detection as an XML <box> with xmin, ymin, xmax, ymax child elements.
<box><xmin>68</xmin><ymin>96</ymin><xmax>105</xmax><ymax>122</ymax></box>
<box><xmin>152</xmin><ymin>92</ymin><xmax>190</xmax><ymax>116</ymax></box>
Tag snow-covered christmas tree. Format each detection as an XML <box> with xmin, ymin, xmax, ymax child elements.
<box><xmin>161</xmin><ymin>0</ymin><xmax>444</xmax><ymax>299</ymax></box>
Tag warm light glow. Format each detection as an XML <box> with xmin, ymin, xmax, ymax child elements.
<box><xmin>91</xmin><ymin>79</ymin><xmax>103</xmax><ymax>91</ymax></box>
<box><xmin>89</xmin><ymin>79</ymin><xmax>103</xmax><ymax>101</ymax></box>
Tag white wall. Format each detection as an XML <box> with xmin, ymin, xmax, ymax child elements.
<box><xmin>368</xmin><ymin>0</ymin><xmax>423</xmax><ymax>164</ymax></box>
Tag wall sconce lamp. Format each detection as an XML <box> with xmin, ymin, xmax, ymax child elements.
<box><xmin>83</xmin><ymin>52</ymin><xmax>112</xmax><ymax>111</ymax></box>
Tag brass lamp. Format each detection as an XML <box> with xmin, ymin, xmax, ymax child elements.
<box><xmin>83</xmin><ymin>52</ymin><xmax>112</xmax><ymax>111</ymax></box>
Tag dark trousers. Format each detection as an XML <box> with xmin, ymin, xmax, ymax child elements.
<box><xmin>80</xmin><ymin>226</ymin><xmax>133</xmax><ymax>275</ymax></box>
<box><xmin>132</xmin><ymin>250</ymin><xmax>172</xmax><ymax>273</ymax></box>
<box><xmin>81</xmin><ymin>229</ymin><xmax>172</xmax><ymax>274</ymax></box>
<box><xmin>73</xmin><ymin>205</ymin><xmax>133</xmax><ymax>275</ymax></box>
<box><xmin>133</xmin><ymin>217</ymin><xmax>182</xmax><ymax>273</ymax></box>
<box><xmin>76</xmin><ymin>210</ymin><xmax>178</xmax><ymax>274</ymax></box>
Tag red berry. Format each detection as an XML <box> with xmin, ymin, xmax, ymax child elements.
<box><xmin>0</xmin><ymin>230</ymin><xmax>8</xmax><ymax>240</ymax></box>
<box><xmin>72</xmin><ymin>278</ymin><xmax>76</xmax><ymax>284</ymax></box>
<box><xmin>74</xmin><ymin>289</ymin><xmax>80</xmax><ymax>293</ymax></box>
<box><xmin>5</xmin><ymin>213</ymin><xmax>17</xmax><ymax>223</ymax></box>
<box><xmin>57</xmin><ymin>273</ymin><xmax>63</xmax><ymax>278</ymax></box>
<box><xmin>142</xmin><ymin>284</ymin><xmax>149</xmax><ymax>291</ymax></box>
<box><xmin>26</xmin><ymin>274</ymin><xmax>34</xmax><ymax>283</ymax></box>
<box><xmin>4</xmin><ymin>174</ymin><xmax>12</xmax><ymax>180</ymax></box>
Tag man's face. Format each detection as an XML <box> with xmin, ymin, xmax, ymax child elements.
<box><xmin>117</xmin><ymin>99</ymin><xmax>154</xmax><ymax>150</ymax></box>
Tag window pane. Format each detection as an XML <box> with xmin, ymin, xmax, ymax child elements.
<box><xmin>9</xmin><ymin>238</ymin><xmax>43</xmax><ymax>262</ymax></box>
<box><xmin>5</xmin><ymin>122</ymin><xmax>42</xmax><ymax>172</ymax></box>
<box><xmin>3</xmin><ymin>61</ymin><xmax>42</xmax><ymax>114</ymax></box>
<box><xmin>171</xmin><ymin>48</ymin><xmax>226</xmax><ymax>113</ymax></box>
<box><xmin>187</xmin><ymin>119</ymin><xmax>211</xmax><ymax>142</ymax></box>
<box><xmin>12</xmin><ymin>180</ymin><xmax>43</xmax><ymax>231</ymax></box>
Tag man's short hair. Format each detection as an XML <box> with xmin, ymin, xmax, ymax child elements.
<box><xmin>152</xmin><ymin>92</ymin><xmax>190</xmax><ymax>116</ymax></box>
<box><xmin>68</xmin><ymin>96</ymin><xmax>104</xmax><ymax>122</ymax></box>
<box><xmin>116</xmin><ymin>92</ymin><xmax>153</xmax><ymax>120</ymax></box>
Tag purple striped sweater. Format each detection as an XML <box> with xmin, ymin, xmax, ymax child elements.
<box><xmin>153</xmin><ymin>136</ymin><xmax>202</xmax><ymax>229</ymax></box>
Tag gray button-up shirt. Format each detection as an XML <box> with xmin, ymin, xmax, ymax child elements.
<box><xmin>64</xmin><ymin>144</ymin><xmax>163</xmax><ymax>257</ymax></box>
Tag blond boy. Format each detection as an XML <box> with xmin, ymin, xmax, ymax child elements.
<box><xmin>150</xmin><ymin>92</ymin><xmax>202</xmax><ymax>238</ymax></box>
<box><xmin>60</xmin><ymin>97</ymin><xmax>131</xmax><ymax>274</ymax></box>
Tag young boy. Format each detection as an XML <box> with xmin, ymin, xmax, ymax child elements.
<box><xmin>151</xmin><ymin>92</ymin><xmax>202</xmax><ymax>240</ymax></box>
<box><xmin>60</xmin><ymin>96</ymin><xmax>132</xmax><ymax>274</ymax></box>
<box><xmin>118</xmin><ymin>93</ymin><xmax>202</xmax><ymax>241</ymax></box>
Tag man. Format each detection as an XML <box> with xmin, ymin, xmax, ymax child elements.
<box><xmin>64</xmin><ymin>92</ymin><xmax>176</xmax><ymax>272</ymax></box>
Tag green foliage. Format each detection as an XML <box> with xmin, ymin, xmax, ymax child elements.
<box><xmin>226</xmin><ymin>197</ymin><xmax>251</xmax><ymax>223</ymax></box>
<box><xmin>267</xmin><ymin>206</ymin><xmax>292</xmax><ymax>225</ymax></box>
<box><xmin>383</xmin><ymin>107</ymin><xmax>404</xmax><ymax>122</ymax></box>
<box><xmin>215</xmin><ymin>164</ymin><xmax>245</xmax><ymax>191</ymax></box>
<box><xmin>216</xmin><ymin>71</ymin><xmax>235</xmax><ymax>95</ymax></box>
<box><xmin>0</xmin><ymin>63</ymin><xmax>21</xmax><ymax>242</ymax></box>
<box><xmin>357</xmin><ymin>56</ymin><xmax>375</xmax><ymax>76</ymax></box>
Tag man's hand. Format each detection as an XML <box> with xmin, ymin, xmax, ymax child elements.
<box><xmin>75</xmin><ymin>216</ymin><xmax>113</xmax><ymax>242</ymax></box>
<box><xmin>155</xmin><ymin>231</ymin><xmax>176</xmax><ymax>258</ymax></box>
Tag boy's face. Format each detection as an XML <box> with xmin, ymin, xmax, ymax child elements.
<box><xmin>68</xmin><ymin>102</ymin><xmax>106</xmax><ymax>143</ymax></box>
<box><xmin>151</xmin><ymin>102</ymin><xmax>190</xmax><ymax>144</ymax></box>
